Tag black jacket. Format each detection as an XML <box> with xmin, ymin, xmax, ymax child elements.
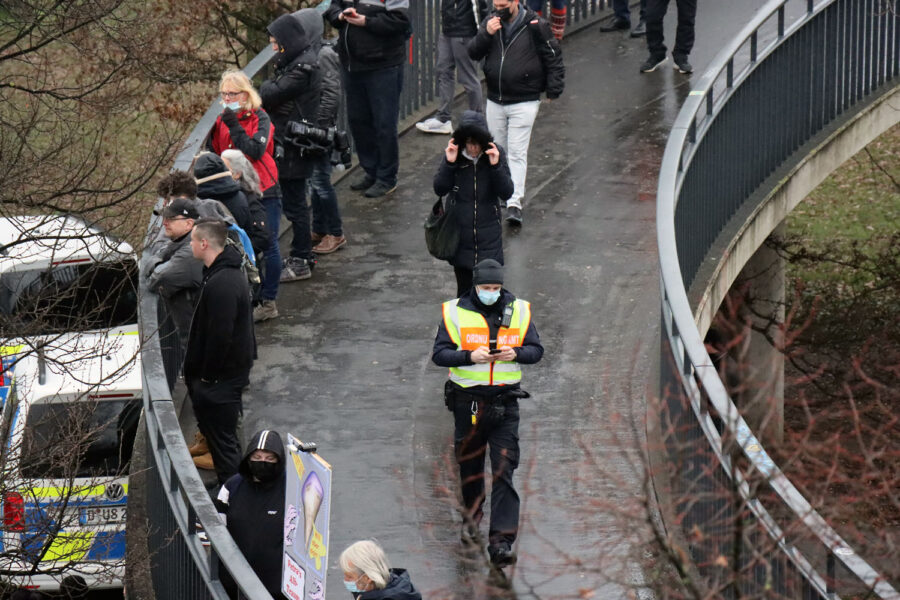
<box><xmin>432</xmin><ymin>288</ymin><xmax>544</xmax><ymax>395</ymax></box>
<box><xmin>218</xmin><ymin>430</ymin><xmax>287</xmax><ymax>600</ymax></box>
<box><xmin>194</xmin><ymin>153</ymin><xmax>252</xmax><ymax>230</ymax></box>
<box><xmin>357</xmin><ymin>569</ymin><xmax>422</xmax><ymax>600</ymax></box>
<box><xmin>441</xmin><ymin>0</ymin><xmax>487</xmax><ymax>38</ymax></box>
<box><xmin>183</xmin><ymin>245</ymin><xmax>255</xmax><ymax>383</ymax></box>
<box><xmin>262</xmin><ymin>10</ymin><xmax>324</xmax><ymax>180</ymax></box>
<box><xmin>316</xmin><ymin>41</ymin><xmax>343</xmax><ymax>127</ymax></box>
<box><xmin>468</xmin><ymin>8</ymin><xmax>565</xmax><ymax>104</ymax></box>
<box><xmin>325</xmin><ymin>0</ymin><xmax>411</xmax><ymax>72</ymax></box>
<box><xmin>146</xmin><ymin>232</ymin><xmax>202</xmax><ymax>347</ymax></box>
<box><xmin>433</xmin><ymin>111</ymin><xmax>513</xmax><ymax>269</ymax></box>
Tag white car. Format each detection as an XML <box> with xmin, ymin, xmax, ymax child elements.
<box><xmin>0</xmin><ymin>215</ymin><xmax>140</xmax><ymax>591</ymax></box>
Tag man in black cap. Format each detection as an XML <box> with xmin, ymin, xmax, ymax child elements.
<box><xmin>431</xmin><ymin>258</ymin><xmax>543</xmax><ymax>568</ymax></box>
<box><xmin>146</xmin><ymin>197</ymin><xmax>203</xmax><ymax>351</ymax></box>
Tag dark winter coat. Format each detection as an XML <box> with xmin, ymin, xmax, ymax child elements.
<box><xmin>183</xmin><ymin>244</ymin><xmax>255</xmax><ymax>383</ymax></box>
<box><xmin>325</xmin><ymin>0</ymin><xmax>411</xmax><ymax>72</ymax></box>
<box><xmin>261</xmin><ymin>10</ymin><xmax>324</xmax><ymax>180</ymax></box>
<box><xmin>194</xmin><ymin>153</ymin><xmax>252</xmax><ymax>230</ymax></box>
<box><xmin>217</xmin><ymin>430</ymin><xmax>287</xmax><ymax>600</ymax></box>
<box><xmin>433</xmin><ymin>111</ymin><xmax>513</xmax><ymax>270</ymax></box>
<box><xmin>146</xmin><ymin>232</ymin><xmax>202</xmax><ymax>348</ymax></box>
<box><xmin>441</xmin><ymin>0</ymin><xmax>488</xmax><ymax>38</ymax></box>
<box><xmin>316</xmin><ymin>41</ymin><xmax>343</xmax><ymax>127</ymax></box>
<box><xmin>357</xmin><ymin>569</ymin><xmax>422</xmax><ymax>600</ymax></box>
<box><xmin>432</xmin><ymin>288</ymin><xmax>544</xmax><ymax>395</ymax></box>
<box><xmin>468</xmin><ymin>8</ymin><xmax>565</xmax><ymax>104</ymax></box>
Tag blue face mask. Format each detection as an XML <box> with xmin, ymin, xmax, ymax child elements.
<box><xmin>224</xmin><ymin>101</ymin><xmax>241</xmax><ymax>111</ymax></box>
<box><xmin>477</xmin><ymin>289</ymin><xmax>501</xmax><ymax>305</ymax></box>
<box><xmin>343</xmin><ymin>579</ymin><xmax>361</xmax><ymax>594</ymax></box>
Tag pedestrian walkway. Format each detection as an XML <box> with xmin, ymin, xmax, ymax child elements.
<box><xmin>242</xmin><ymin>0</ymin><xmax>767</xmax><ymax>596</ymax></box>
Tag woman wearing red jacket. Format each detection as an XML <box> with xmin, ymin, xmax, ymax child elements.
<box><xmin>207</xmin><ymin>70</ymin><xmax>282</xmax><ymax>322</ymax></box>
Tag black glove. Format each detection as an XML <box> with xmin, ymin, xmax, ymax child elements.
<box><xmin>221</xmin><ymin>107</ymin><xmax>239</xmax><ymax>127</ymax></box>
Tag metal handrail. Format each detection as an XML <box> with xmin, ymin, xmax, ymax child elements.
<box><xmin>656</xmin><ymin>0</ymin><xmax>900</xmax><ymax>598</ymax></box>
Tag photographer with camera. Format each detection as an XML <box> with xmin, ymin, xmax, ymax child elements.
<box><xmin>260</xmin><ymin>9</ymin><xmax>324</xmax><ymax>282</ymax></box>
<box><xmin>431</xmin><ymin>259</ymin><xmax>543</xmax><ymax>569</ymax></box>
<box><xmin>293</xmin><ymin>9</ymin><xmax>347</xmax><ymax>256</ymax></box>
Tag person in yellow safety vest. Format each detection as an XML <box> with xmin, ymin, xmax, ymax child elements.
<box><xmin>431</xmin><ymin>258</ymin><xmax>543</xmax><ymax>568</ymax></box>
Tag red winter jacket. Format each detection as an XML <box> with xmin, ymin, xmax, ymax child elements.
<box><xmin>208</xmin><ymin>108</ymin><xmax>279</xmax><ymax>193</ymax></box>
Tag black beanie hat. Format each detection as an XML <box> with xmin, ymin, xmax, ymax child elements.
<box><xmin>473</xmin><ymin>259</ymin><xmax>504</xmax><ymax>285</ymax></box>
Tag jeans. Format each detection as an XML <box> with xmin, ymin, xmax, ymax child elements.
<box><xmin>188</xmin><ymin>374</ymin><xmax>247</xmax><ymax>485</ymax></box>
<box><xmin>612</xmin><ymin>0</ymin><xmax>647</xmax><ymax>24</ymax></box>
<box><xmin>309</xmin><ymin>155</ymin><xmax>343</xmax><ymax>237</ymax></box>
<box><xmin>646</xmin><ymin>0</ymin><xmax>697</xmax><ymax>59</ymax></box>
<box><xmin>260</xmin><ymin>194</ymin><xmax>282</xmax><ymax>301</ymax></box>
<box><xmin>436</xmin><ymin>34</ymin><xmax>483</xmax><ymax>123</ymax></box>
<box><xmin>485</xmin><ymin>99</ymin><xmax>541</xmax><ymax>209</ymax></box>
<box><xmin>453</xmin><ymin>394</ymin><xmax>521</xmax><ymax>547</ymax></box>
<box><xmin>343</xmin><ymin>65</ymin><xmax>404</xmax><ymax>186</ymax></box>
<box><xmin>280</xmin><ymin>178</ymin><xmax>311</xmax><ymax>260</ymax></box>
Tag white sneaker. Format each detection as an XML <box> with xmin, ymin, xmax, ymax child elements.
<box><xmin>415</xmin><ymin>117</ymin><xmax>452</xmax><ymax>134</ymax></box>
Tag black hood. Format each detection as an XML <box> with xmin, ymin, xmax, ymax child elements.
<box><xmin>451</xmin><ymin>110</ymin><xmax>493</xmax><ymax>149</ymax></box>
<box><xmin>269</xmin><ymin>10</ymin><xmax>321</xmax><ymax>67</ymax></box>
<box><xmin>238</xmin><ymin>429</ymin><xmax>285</xmax><ymax>479</ymax></box>
<box><xmin>205</xmin><ymin>243</ymin><xmax>244</xmax><ymax>277</ymax></box>
<box><xmin>359</xmin><ymin>569</ymin><xmax>421</xmax><ymax>600</ymax></box>
<box><xmin>194</xmin><ymin>153</ymin><xmax>241</xmax><ymax>198</ymax></box>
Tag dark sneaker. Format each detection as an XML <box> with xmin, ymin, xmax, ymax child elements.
<box><xmin>599</xmin><ymin>18</ymin><xmax>629</xmax><ymax>32</ymax></box>
<box><xmin>280</xmin><ymin>257</ymin><xmax>311</xmax><ymax>282</ymax></box>
<box><xmin>630</xmin><ymin>20</ymin><xmax>646</xmax><ymax>37</ymax></box>
<box><xmin>505</xmin><ymin>206</ymin><xmax>523</xmax><ymax>226</ymax></box>
<box><xmin>350</xmin><ymin>174</ymin><xmax>375</xmax><ymax>191</ymax></box>
<box><xmin>364</xmin><ymin>181</ymin><xmax>397</xmax><ymax>198</ymax></box>
<box><xmin>639</xmin><ymin>55</ymin><xmax>667</xmax><ymax>73</ymax></box>
<box><xmin>488</xmin><ymin>544</ymin><xmax>518</xmax><ymax>567</ymax></box>
<box><xmin>673</xmin><ymin>55</ymin><xmax>693</xmax><ymax>74</ymax></box>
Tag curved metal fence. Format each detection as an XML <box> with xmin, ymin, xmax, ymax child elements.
<box><xmin>135</xmin><ymin>2</ymin><xmax>608</xmax><ymax>598</ymax></box>
<box><xmin>656</xmin><ymin>0</ymin><xmax>900</xmax><ymax>598</ymax></box>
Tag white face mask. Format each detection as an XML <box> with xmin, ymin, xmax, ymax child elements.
<box><xmin>223</xmin><ymin>100</ymin><xmax>241</xmax><ymax>111</ymax></box>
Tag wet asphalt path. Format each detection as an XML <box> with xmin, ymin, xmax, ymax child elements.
<box><xmin>243</xmin><ymin>2</ymin><xmax>767</xmax><ymax>598</ymax></box>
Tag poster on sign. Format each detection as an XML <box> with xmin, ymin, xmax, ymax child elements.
<box><xmin>282</xmin><ymin>434</ymin><xmax>332</xmax><ymax>600</ymax></box>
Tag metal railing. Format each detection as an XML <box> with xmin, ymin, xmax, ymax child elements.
<box><xmin>135</xmin><ymin>2</ymin><xmax>609</xmax><ymax>597</ymax></box>
<box><xmin>656</xmin><ymin>0</ymin><xmax>900</xmax><ymax>598</ymax></box>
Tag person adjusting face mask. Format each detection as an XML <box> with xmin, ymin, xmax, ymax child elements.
<box><xmin>431</xmin><ymin>258</ymin><xmax>544</xmax><ymax>569</ymax></box>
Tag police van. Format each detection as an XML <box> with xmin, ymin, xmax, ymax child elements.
<box><xmin>0</xmin><ymin>215</ymin><xmax>140</xmax><ymax>591</ymax></box>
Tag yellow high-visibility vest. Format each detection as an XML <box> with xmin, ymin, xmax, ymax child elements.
<box><xmin>441</xmin><ymin>298</ymin><xmax>531</xmax><ymax>387</ymax></box>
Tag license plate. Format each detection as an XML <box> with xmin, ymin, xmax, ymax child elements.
<box><xmin>80</xmin><ymin>506</ymin><xmax>126</xmax><ymax>525</ymax></box>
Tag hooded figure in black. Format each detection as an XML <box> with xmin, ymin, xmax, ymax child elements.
<box><xmin>433</xmin><ymin>110</ymin><xmax>513</xmax><ymax>296</ymax></box>
<box><xmin>217</xmin><ymin>429</ymin><xmax>287</xmax><ymax>599</ymax></box>
<box><xmin>194</xmin><ymin>152</ymin><xmax>251</xmax><ymax>231</ymax></box>
<box><xmin>260</xmin><ymin>9</ymin><xmax>324</xmax><ymax>269</ymax></box>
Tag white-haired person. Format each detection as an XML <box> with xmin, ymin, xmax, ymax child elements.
<box><xmin>209</xmin><ymin>70</ymin><xmax>282</xmax><ymax>322</ymax></box>
<box><xmin>339</xmin><ymin>540</ymin><xmax>421</xmax><ymax>600</ymax></box>
<box><xmin>222</xmin><ymin>149</ymin><xmax>281</xmax><ymax>322</ymax></box>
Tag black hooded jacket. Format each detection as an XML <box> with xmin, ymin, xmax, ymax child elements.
<box><xmin>357</xmin><ymin>569</ymin><xmax>422</xmax><ymax>600</ymax></box>
<box><xmin>468</xmin><ymin>7</ymin><xmax>565</xmax><ymax>104</ymax></box>
<box><xmin>433</xmin><ymin>111</ymin><xmax>513</xmax><ymax>269</ymax></box>
<box><xmin>261</xmin><ymin>10</ymin><xmax>324</xmax><ymax>180</ymax></box>
<box><xmin>218</xmin><ymin>430</ymin><xmax>287</xmax><ymax>599</ymax></box>
<box><xmin>183</xmin><ymin>244</ymin><xmax>255</xmax><ymax>383</ymax></box>
<box><xmin>194</xmin><ymin>153</ymin><xmax>251</xmax><ymax>230</ymax></box>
